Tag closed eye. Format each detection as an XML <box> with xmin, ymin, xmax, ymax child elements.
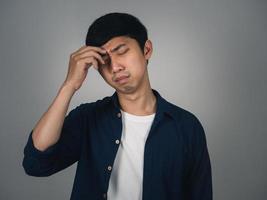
<box><xmin>117</xmin><ymin>48</ymin><xmax>129</xmax><ymax>55</ymax></box>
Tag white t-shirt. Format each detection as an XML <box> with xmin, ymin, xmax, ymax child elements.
<box><xmin>107</xmin><ymin>110</ymin><xmax>155</xmax><ymax>200</ymax></box>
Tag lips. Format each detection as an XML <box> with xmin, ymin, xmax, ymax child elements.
<box><xmin>114</xmin><ymin>75</ymin><xmax>129</xmax><ymax>83</ymax></box>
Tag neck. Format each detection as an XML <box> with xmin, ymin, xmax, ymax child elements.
<box><xmin>117</xmin><ymin>84</ymin><xmax>156</xmax><ymax>116</ymax></box>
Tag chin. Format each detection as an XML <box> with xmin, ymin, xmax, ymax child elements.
<box><xmin>115</xmin><ymin>85</ymin><xmax>136</xmax><ymax>94</ymax></box>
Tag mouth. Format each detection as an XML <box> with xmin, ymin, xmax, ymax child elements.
<box><xmin>114</xmin><ymin>75</ymin><xmax>130</xmax><ymax>84</ymax></box>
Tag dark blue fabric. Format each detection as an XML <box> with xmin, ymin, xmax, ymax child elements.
<box><xmin>22</xmin><ymin>89</ymin><xmax>212</xmax><ymax>200</ymax></box>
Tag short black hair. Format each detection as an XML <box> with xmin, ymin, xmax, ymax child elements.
<box><xmin>85</xmin><ymin>12</ymin><xmax>148</xmax><ymax>52</ymax></box>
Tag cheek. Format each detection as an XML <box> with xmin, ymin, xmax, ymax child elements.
<box><xmin>128</xmin><ymin>54</ymin><xmax>146</xmax><ymax>74</ymax></box>
<box><xmin>126</xmin><ymin>52</ymin><xmax>146</xmax><ymax>68</ymax></box>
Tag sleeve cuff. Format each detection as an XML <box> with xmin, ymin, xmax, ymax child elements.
<box><xmin>23</xmin><ymin>130</ymin><xmax>59</xmax><ymax>158</ymax></box>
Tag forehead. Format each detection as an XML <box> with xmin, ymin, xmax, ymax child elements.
<box><xmin>101</xmin><ymin>36</ymin><xmax>135</xmax><ymax>50</ymax></box>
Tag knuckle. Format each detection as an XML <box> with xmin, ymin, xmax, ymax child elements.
<box><xmin>70</xmin><ymin>53</ymin><xmax>75</xmax><ymax>59</ymax></box>
<box><xmin>73</xmin><ymin>56</ymin><xmax>79</xmax><ymax>62</ymax></box>
<box><xmin>93</xmin><ymin>60</ymin><xmax>98</xmax><ymax>66</ymax></box>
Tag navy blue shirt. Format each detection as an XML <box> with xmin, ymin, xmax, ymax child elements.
<box><xmin>23</xmin><ymin>89</ymin><xmax>212</xmax><ymax>200</ymax></box>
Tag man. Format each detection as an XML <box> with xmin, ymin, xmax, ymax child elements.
<box><xmin>23</xmin><ymin>12</ymin><xmax>212</xmax><ymax>200</ymax></box>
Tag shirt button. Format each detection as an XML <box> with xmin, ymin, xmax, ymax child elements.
<box><xmin>117</xmin><ymin>112</ymin><xmax>121</xmax><ymax>118</ymax></box>
<box><xmin>115</xmin><ymin>139</ymin><xmax>120</xmax><ymax>144</ymax></box>
<box><xmin>107</xmin><ymin>165</ymin><xmax>112</xmax><ymax>171</ymax></box>
<box><xmin>103</xmin><ymin>193</ymin><xmax>107</xmax><ymax>199</ymax></box>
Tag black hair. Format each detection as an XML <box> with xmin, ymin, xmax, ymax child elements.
<box><xmin>85</xmin><ymin>12</ymin><xmax>148</xmax><ymax>52</ymax></box>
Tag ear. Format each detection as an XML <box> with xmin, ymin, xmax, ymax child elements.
<box><xmin>143</xmin><ymin>39</ymin><xmax>153</xmax><ymax>60</ymax></box>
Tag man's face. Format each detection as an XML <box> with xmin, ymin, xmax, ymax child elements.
<box><xmin>98</xmin><ymin>36</ymin><xmax>152</xmax><ymax>94</ymax></box>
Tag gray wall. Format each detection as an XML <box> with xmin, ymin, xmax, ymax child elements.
<box><xmin>1</xmin><ymin>0</ymin><xmax>266</xmax><ymax>199</ymax></box>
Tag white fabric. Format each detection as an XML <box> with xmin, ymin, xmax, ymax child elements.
<box><xmin>107</xmin><ymin>110</ymin><xmax>155</xmax><ymax>200</ymax></box>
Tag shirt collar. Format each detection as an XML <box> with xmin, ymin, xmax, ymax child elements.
<box><xmin>110</xmin><ymin>89</ymin><xmax>175</xmax><ymax>119</ymax></box>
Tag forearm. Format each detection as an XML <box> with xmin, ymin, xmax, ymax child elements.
<box><xmin>32</xmin><ymin>82</ymin><xmax>76</xmax><ymax>151</ymax></box>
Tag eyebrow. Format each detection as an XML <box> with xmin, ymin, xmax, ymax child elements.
<box><xmin>110</xmin><ymin>43</ymin><xmax>127</xmax><ymax>53</ymax></box>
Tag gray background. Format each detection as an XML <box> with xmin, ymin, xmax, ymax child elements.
<box><xmin>1</xmin><ymin>0</ymin><xmax>266</xmax><ymax>199</ymax></box>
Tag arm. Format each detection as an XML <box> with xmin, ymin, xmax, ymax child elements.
<box><xmin>22</xmin><ymin>100</ymin><xmax>84</xmax><ymax>176</ymax></box>
<box><xmin>31</xmin><ymin>83</ymin><xmax>76</xmax><ymax>152</ymax></box>
<box><xmin>185</xmin><ymin>117</ymin><xmax>213</xmax><ymax>200</ymax></box>
<box><xmin>22</xmin><ymin>45</ymin><xmax>106</xmax><ymax>176</ymax></box>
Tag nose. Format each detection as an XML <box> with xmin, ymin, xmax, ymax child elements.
<box><xmin>109</xmin><ymin>56</ymin><xmax>124</xmax><ymax>73</ymax></box>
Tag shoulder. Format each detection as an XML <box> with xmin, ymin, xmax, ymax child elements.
<box><xmin>154</xmin><ymin>89</ymin><xmax>202</xmax><ymax>129</ymax></box>
<box><xmin>71</xmin><ymin>95</ymin><xmax>114</xmax><ymax>116</ymax></box>
<box><xmin>164</xmin><ymin>100</ymin><xmax>208</xmax><ymax>155</ymax></box>
<box><xmin>166</xmin><ymin>100</ymin><xmax>203</xmax><ymax>130</ymax></box>
<box><xmin>164</xmin><ymin>99</ymin><xmax>206</xmax><ymax>142</ymax></box>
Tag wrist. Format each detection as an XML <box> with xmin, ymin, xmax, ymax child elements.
<box><xmin>60</xmin><ymin>82</ymin><xmax>77</xmax><ymax>95</ymax></box>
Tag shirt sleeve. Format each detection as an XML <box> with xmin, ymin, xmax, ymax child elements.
<box><xmin>185</xmin><ymin>116</ymin><xmax>213</xmax><ymax>200</ymax></box>
<box><xmin>22</xmin><ymin>104</ymin><xmax>85</xmax><ymax>177</ymax></box>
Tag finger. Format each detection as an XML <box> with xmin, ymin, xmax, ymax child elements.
<box><xmin>76</xmin><ymin>51</ymin><xmax>106</xmax><ymax>65</ymax></box>
<box><xmin>81</xmin><ymin>57</ymin><xmax>99</xmax><ymax>70</ymax></box>
<box><xmin>72</xmin><ymin>45</ymin><xmax>88</xmax><ymax>55</ymax></box>
<box><xmin>91</xmin><ymin>59</ymin><xmax>99</xmax><ymax>70</ymax></box>
<box><xmin>74</xmin><ymin>46</ymin><xmax>106</xmax><ymax>57</ymax></box>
